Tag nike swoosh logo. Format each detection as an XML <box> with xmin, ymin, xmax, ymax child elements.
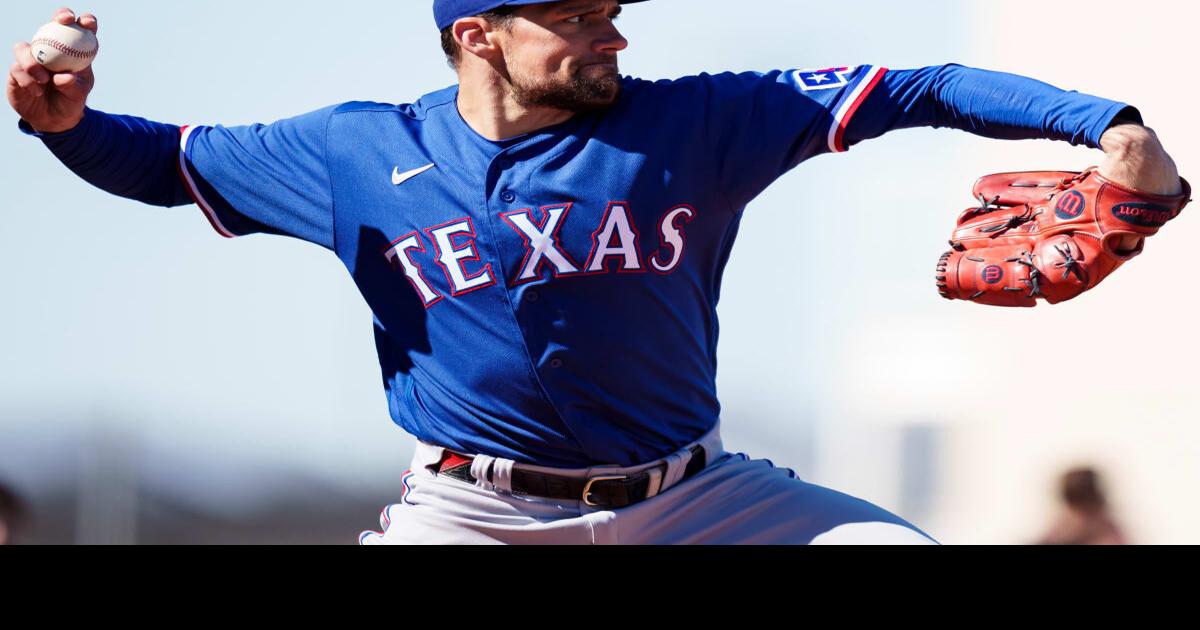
<box><xmin>392</xmin><ymin>163</ymin><xmax>436</xmax><ymax>186</ymax></box>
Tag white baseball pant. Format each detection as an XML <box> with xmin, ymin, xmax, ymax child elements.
<box><xmin>359</xmin><ymin>421</ymin><xmax>938</xmax><ymax>545</ymax></box>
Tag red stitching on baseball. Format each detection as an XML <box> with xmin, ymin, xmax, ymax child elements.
<box><xmin>30</xmin><ymin>37</ymin><xmax>98</xmax><ymax>59</ymax></box>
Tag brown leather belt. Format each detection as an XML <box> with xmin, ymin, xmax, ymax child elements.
<box><xmin>433</xmin><ymin>445</ymin><xmax>708</xmax><ymax>509</ymax></box>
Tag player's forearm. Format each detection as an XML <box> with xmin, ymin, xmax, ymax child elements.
<box><xmin>19</xmin><ymin>107</ymin><xmax>193</xmax><ymax>208</ymax></box>
<box><xmin>858</xmin><ymin>64</ymin><xmax>1135</xmax><ymax>149</ymax></box>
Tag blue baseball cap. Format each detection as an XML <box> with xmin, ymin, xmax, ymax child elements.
<box><xmin>434</xmin><ymin>0</ymin><xmax>650</xmax><ymax>30</ymax></box>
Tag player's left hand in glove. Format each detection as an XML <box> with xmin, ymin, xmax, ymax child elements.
<box><xmin>935</xmin><ymin>167</ymin><xmax>1191</xmax><ymax>307</ymax></box>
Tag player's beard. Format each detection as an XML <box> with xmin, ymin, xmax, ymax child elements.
<box><xmin>509</xmin><ymin>63</ymin><xmax>622</xmax><ymax>113</ymax></box>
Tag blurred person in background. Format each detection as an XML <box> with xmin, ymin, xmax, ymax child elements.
<box><xmin>0</xmin><ymin>482</ymin><xmax>27</xmax><ymax>545</ymax></box>
<box><xmin>1035</xmin><ymin>467</ymin><xmax>1128</xmax><ymax>545</ymax></box>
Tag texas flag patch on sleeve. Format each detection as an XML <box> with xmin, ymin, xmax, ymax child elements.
<box><xmin>794</xmin><ymin>67</ymin><xmax>854</xmax><ymax>91</ymax></box>
<box><xmin>787</xmin><ymin>65</ymin><xmax>890</xmax><ymax>153</ymax></box>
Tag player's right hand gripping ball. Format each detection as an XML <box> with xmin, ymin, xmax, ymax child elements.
<box><xmin>936</xmin><ymin>168</ymin><xmax>1191</xmax><ymax>307</ymax></box>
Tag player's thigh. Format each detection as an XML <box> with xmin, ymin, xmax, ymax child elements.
<box><xmin>613</xmin><ymin>452</ymin><xmax>937</xmax><ymax>545</ymax></box>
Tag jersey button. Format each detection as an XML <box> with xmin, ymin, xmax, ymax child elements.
<box><xmin>500</xmin><ymin>190</ymin><xmax>517</xmax><ymax>203</ymax></box>
<box><xmin>525</xmin><ymin>291</ymin><xmax>540</xmax><ymax>303</ymax></box>
<box><xmin>549</xmin><ymin>358</ymin><xmax>564</xmax><ymax>369</ymax></box>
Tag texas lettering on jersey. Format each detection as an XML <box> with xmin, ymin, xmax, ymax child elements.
<box><xmin>384</xmin><ymin>200</ymin><xmax>696</xmax><ymax>308</ymax></box>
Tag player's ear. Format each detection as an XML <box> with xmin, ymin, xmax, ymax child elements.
<box><xmin>453</xmin><ymin>17</ymin><xmax>503</xmax><ymax>63</ymax></box>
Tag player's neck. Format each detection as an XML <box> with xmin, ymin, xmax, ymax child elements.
<box><xmin>456</xmin><ymin>73</ymin><xmax>575</xmax><ymax>142</ymax></box>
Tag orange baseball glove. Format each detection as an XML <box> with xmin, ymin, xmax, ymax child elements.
<box><xmin>936</xmin><ymin>168</ymin><xmax>1190</xmax><ymax>307</ymax></box>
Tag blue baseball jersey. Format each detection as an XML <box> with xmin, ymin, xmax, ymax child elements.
<box><xmin>22</xmin><ymin>64</ymin><xmax>1134</xmax><ymax>467</ymax></box>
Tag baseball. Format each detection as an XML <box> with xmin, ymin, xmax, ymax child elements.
<box><xmin>29</xmin><ymin>21</ymin><xmax>99</xmax><ymax>73</ymax></box>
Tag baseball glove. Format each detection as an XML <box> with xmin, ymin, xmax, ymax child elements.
<box><xmin>936</xmin><ymin>167</ymin><xmax>1191</xmax><ymax>307</ymax></box>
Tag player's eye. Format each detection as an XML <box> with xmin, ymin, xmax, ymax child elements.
<box><xmin>564</xmin><ymin>10</ymin><xmax>619</xmax><ymax>24</ymax></box>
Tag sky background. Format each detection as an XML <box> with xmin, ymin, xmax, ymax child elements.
<box><xmin>2</xmin><ymin>0</ymin><xmax>1196</xmax><ymax>543</ymax></box>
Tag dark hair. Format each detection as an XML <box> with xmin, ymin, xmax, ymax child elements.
<box><xmin>440</xmin><ymin>7</ymin><xmax>520</xmax><ymax>69</ymax></box>
<box><xmin>1061</xmin><ymin>467</ymin><xmax>1106</xmax><ymax>512</ymax></box>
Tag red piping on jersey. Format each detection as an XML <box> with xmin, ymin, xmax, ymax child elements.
<box><xmin>832</xmin><ymin>67</ymin><xmax>889</xmax><ymax>153</ymax></box>
<box><xmin>177</xmin><ymin>126</ymin><xmax>238</xmax><ymax>239</ymax></box>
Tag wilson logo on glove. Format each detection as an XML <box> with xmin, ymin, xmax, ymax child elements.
<box><xmin>1111</xmin><ymin>202</ymin><xmax>1174</xmax><ymax>228</ymax></box>
<box><xmin>935</xmin><ymin>168</ymin><xmax>1190</xmax><ymax>308</ymax></box>
<box><xmin>1055</xmin><ymin>191</ymin><xmax>1087</xmax><ymax>220</ymax></box>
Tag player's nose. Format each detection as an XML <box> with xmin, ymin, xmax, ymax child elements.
<box><xmin>595</xmin><ymin>21</ymin><xmax>628</xmax><ymax>54</ymax></box>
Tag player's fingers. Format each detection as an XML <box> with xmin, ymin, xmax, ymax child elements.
<box><xmin>74</xmin><ymin>65</ymin><xmax>94</xmax><ymax>86</ymax></box>
<box><xmin>8</xmin><ymin>61</ymin><xmax>44</xmax><ymax>94</ymax></box>
<box><xmin>1115</xmin><ymin>234</ymin><xmax>1144</xmax><ymax>255</ymax></box>
<box><xmin>50</xmin><ymin>71</ymin><xmax>91</xmax><ymax>101</ymax></box>
<box><xmin>53</xmin><ymin>8</ymin><xmax>77</xmax><ymax>25</ymax></box>
<box><xmin>51</xmin><ymin>72</ymin><xmax>78</xmax><ymax>89</ymax></box>
<box><xmin>78</xmin><ymin>13</ymin><xmax>99</xmax><ymax>34</ymax></box>
<box><xmin>52</xmin><ymin>68</ymin><xmax>93</xmax><ymax>91</ymax></box>
<box><xmin>12</xmin><ymin>42</ymin><xmax>50</xmax><ymax>84</ymax></box>
<box><xmin>8</xmin><ymin>61</ymin><xmax>31</xmax><ymax>87</ymax></box>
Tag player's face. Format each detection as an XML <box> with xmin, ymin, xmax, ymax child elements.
<box><xmin>501</xmin><ymin>0</ymin><xmax>629</xmax><ymax>112</ymax></box>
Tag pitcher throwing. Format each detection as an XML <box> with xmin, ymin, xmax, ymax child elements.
<box><xmin>8</xmin><ymin>1</ymin><xmax>1186</xmax><ymax>544</ymax></box>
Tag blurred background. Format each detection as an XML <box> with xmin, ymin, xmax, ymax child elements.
<box><xmin>1</xmin><ymin>0</ymin><xmax>1195</xmax><ymax>544</ymax></box>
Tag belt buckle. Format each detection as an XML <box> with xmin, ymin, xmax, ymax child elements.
<box><xmin>581</xmin><ymin>475</ymin><xmax>628</xmax><ymax>507</ymax></box>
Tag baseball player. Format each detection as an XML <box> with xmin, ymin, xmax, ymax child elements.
<box><xmin>8</xmin><ymin>2</ymin><xmax>1185</xmax><ymax>545</ymax></box>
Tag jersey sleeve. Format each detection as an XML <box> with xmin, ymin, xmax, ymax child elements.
<box><xmin>697</xmin><ymin>64</ymin><xmax>1136</xmax><ymax>208</ymax></box>
<box><xmin>18</xmin><ymin>108</ymin><xmax>194</xmax><ymax>208</ymax></box>
<box><xmin>693</xmin><ymin>65</ymin><xmax>887</xmax><ymax>206</ymax></box>
<box><xmin>178</xmin><ymin>105</ymin><xmax>338</xmax><ymax>250</ymax></box>
<box><xmin>844</xmin><ymin>64</ymin><xmax>1138</xmax><ymax>149</ymax></box>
